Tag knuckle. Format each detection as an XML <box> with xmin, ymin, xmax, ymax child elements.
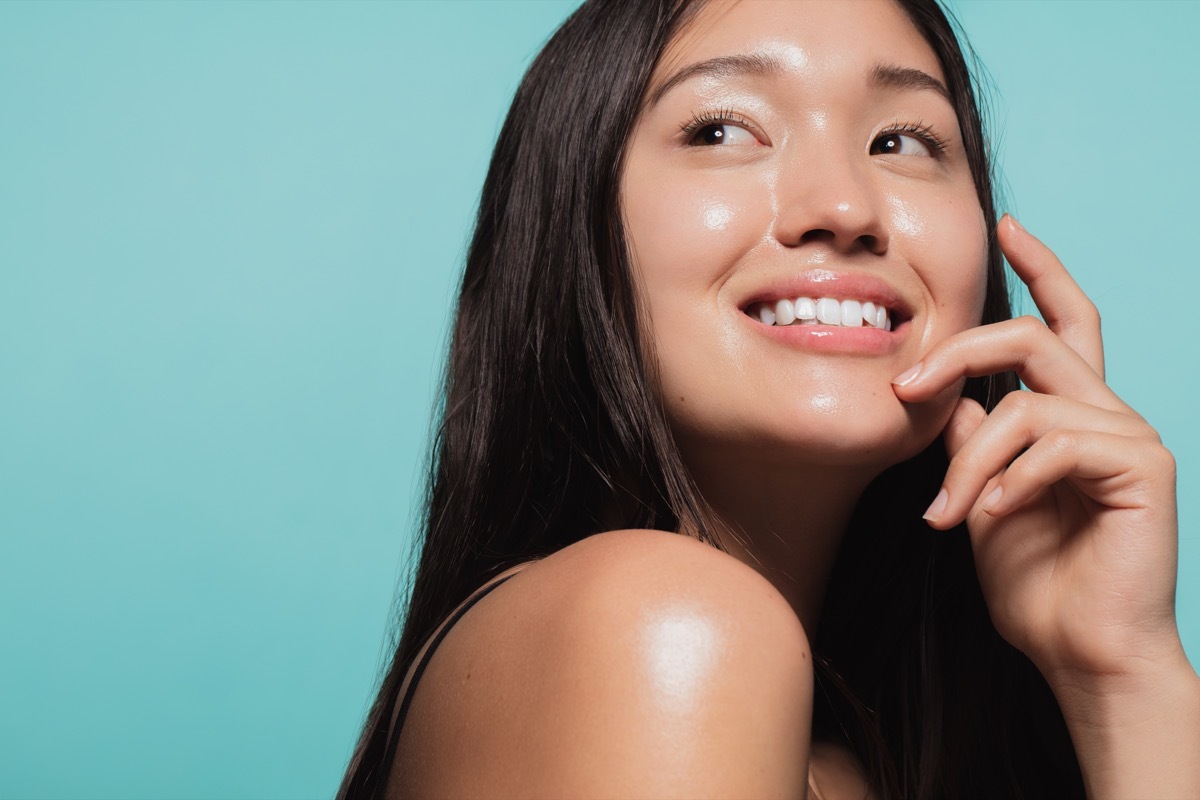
<box><xmin>1056</xmin><ymin>295</ymin><xmax>1101</xmax><ymax>336</ymax></box>
<box><xmin>948</xmin><ymin>446</ymin><xmax>984</xmax><ymax>479</ymax></box>
<box><xmin>1131</xmin><ymin>417</ymin><xmax>1164</xmax><ymax>444</ymax></box>
<box><xmin>1014</xmin><ymin>315</ymin><xmax>1045</xmax><ymax>337</ymax></box>
<box><xmin>1150</xmin><ymin>443</ymin><xmax>1177</xmax><ymax>476</ymax></box>
<box><xmin>998</xmin><ymin>390</ymin><xmax>1036</xmax><ymax>418</ymax></box>
<box><xmin>1076</xmin><ymin>298</ymin><xmax>1101</xmax><ymax>329</ymax></box>
<box><xmin>994</xmin><ymin>391</ymin><xmax>1049</xmax><ymax>437</ymax></box>
<box><xmin>945</xmin><ymin>442</ymin><xmax>992</xmax><ymax>487</ymax></box>
<box><xmin>1002</xmin><ymin>458</ymin><xmax>1033</xmax><ymax>486</ymax></box>
<box><xmin>1042</xmin><ymin>428</ymin><xmax>1076</xmax><ymax>456</ymax></box>
<box><xmin>1012</xmin><ymin>315</ymin><xmax>1052</xmax><ymax>356</ymax></box>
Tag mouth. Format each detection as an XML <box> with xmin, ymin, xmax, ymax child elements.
<box><xmin>744</xmin><ymin>296</ymin><xmax>908</xmax><ymax>331</ymax></box>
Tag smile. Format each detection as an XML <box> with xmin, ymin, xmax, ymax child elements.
<box><xmin>746</xmin><ymin>297</ymin><xmax>895</xmax><ymax>330</ymax></box>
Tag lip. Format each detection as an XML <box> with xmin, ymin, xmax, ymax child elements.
<box><xmin>742</xmin><ymin>315</ymin><xmax>908</xmax><ymax>354</ymax></box>
<box><xmin>736</xmin><ymin>269</ymin><xmax>913</xmax><ymax>355</ymax></box>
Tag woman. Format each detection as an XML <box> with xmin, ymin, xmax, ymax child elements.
<box><xmin>341</xmin><ymin>0</ymin><xmax>1199</xmax><ymax>796</ymax></box>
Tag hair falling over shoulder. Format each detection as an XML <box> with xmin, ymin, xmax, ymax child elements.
<box><xmin>338</xmin><ymin>1</ymin><xmax>1085</xmax><ymax>797</ymax></box>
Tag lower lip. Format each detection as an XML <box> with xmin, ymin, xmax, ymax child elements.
<box><xmin>742</xmin><ymin>314</ymin><xmax>907</xmax><ymax>354</ymax></box>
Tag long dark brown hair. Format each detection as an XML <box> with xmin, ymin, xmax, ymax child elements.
<box><xmin>339</xmin><ymin>1</ymin><xmax>1084</xmax><ymax>797</ymax></box>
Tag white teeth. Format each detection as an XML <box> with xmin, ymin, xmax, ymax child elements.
<box><xmin>816</xmin><ymin>297</ymin><xmax>841</xmax><ymax>325</ymax></box>
<box><xmin>750</xmin><ymin>296</ymin><xmax>896</xmax><ymax>330</ymax></box>
<box><xmin>774</xmin><ymin>298</ymin><xmax>795</xmax><ymax>326</ymax></box>
<box><xmin>862</xmin><ymin>301</ymin><xmax>877</xmax><ymax>327</ymax></box>
<box><xmin>840</xmin><ymin>299</ymin><xmax>862</xmax><ymax>328</ymax></box>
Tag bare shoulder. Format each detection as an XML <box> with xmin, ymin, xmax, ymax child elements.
<box><xmin>392</xmin><ymin>530</ymin><xmax>813</xmax><ymax>799</ymax></box>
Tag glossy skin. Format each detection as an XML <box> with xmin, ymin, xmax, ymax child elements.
<box><xmin>898</xmin><ymin>217</ymin><xmax>1197</xmax><ymax>798</ymax></box>
<box><xmin>393</xmin><ymin>531</ymin><xmax>817</xmax><ymax>798</ymax></box>
<box><xmin>622</xmin><ymin>0</ymin><xmax>985</xmax><ymax>472</ymax></box>
<box><xmin>394</xmin><ymin>1</ymin><xmax>1199</xmax><ymax>797</ymax></box>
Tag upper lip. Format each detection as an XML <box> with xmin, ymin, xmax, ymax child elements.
<box><xmin>737</xmin><ymin>268</ymin><xmax>914</xmax><ymax>322</ymax></box>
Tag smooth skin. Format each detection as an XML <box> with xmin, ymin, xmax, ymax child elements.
<box><xmin>392</xmin><ymin>530</ymin><xmax>818</xmax><ymax>799</ymax></box>
<box><xmin>620</xmin><ymin>0</ymin><xmax>988</xmax><ymax>641</ymax></box>
<box><xmin>895</xmin><ymin>215</ymin><xmax>1200</xmax><ymax>799</ymax></box>
<box><xmin>392</xmin><ymin>1</ymin><xmax>1198</xmax><ymax>797</ymax></box>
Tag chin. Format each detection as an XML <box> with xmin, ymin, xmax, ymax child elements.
<box><xmin>781</xmin><ymin>409</ymin><xmax>942</xmax><ymax>470</ymax></box>
<box><xmin>669</xmin><ymin>387</ymin><xmax>956</xmax><ymax>474</ymax></box>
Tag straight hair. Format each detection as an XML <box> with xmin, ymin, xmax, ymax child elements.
<box><xmin>339</xmin><ymin>1</ymin><xmax>1084</xmax><ymax>796</ymax></box>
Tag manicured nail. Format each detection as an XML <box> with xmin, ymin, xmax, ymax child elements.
<box><xmin>923</xmin><ymin>488</ymin><xmax>949</xmax><ymax>522</ymax></box>
<box><xmin>893</xmin><ymin>363</ymin><xmax>922</xmax><ymax>387</ymax></box>
<box><xmin>982</xmin><ymin>485</ymin><xmax>1003</xmax><ymax>513</ymax></box>
<box><xmin>1007</xmin><ymin>214</ymin><xmax>1025</xmax><ymax>232</ymax></box>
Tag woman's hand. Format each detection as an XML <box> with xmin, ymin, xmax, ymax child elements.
<box><xmin>892</xmin><ymin>215</ymin><xmax>1199</xmax><ymax>798</ymax></box>
<box><xmin>892</xmin><ymin>214</ymin><xmax>1179</xmax><ymax>679</ymax></box>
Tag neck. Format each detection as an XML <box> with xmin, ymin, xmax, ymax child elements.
<box><xmin>681</xmin><ymin>444</ymin><xmax>879</xmax><ymax>635</ymax></box>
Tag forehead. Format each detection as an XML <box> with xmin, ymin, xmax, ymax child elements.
<box><xmin>654</xmin><ymin>0</ymin><xmax>945</xmax><ymax>91</ymax></box>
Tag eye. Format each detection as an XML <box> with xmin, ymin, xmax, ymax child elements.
<box><xmin>870</xmin><ymin>132</ymin><xmax>933</xmax><ymax>157</ymax></box>
<box><xmin>869</xmin><ymin>122</ymin><xmax>948</xmax><ymax>158</ymax></box>
<box><xmin>688</xmin><ymin>122</ymin><xmax>758</xmax><ymax>147</ymax></box>
<box><xmin>680</xmin><ymin>110</ymin><xmax>762</xmax><ymax>148</ymax></box>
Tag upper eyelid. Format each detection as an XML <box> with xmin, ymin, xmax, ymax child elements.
<box><xmin>679</xmin><ymin>109</ymin><xmax>768</xmax><ymax>144</ymax></box>
<box><xmin>873</xmin><ymin>120</ymin><xmax>949</xmax><ymax>154</ymax></box>
<box><xmin>680</xmin><ymin>109</ymin><xmax>755</xmax><ymax>132</ymax></box>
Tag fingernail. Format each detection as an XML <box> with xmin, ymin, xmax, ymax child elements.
<box><xmin>893</xmin><ymin>363</ymin><xmax>922</xmax><ymax>386</ymax></box>
<box><xmin>923</xmin><ymin>488</ymin><xmax>948</xmax><ymax>522</ymax></box>
<box><xmin>1007</xmin><ymin>214</ymin><xmax>1025</xmax><ymax>232</ymax></box>
<box><xmin>982</xmin><ymin>485</ymin><xmax>1003</xmax><ymax>513</ymax></box>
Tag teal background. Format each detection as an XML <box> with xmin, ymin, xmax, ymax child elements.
<box><xmin>1</xmin><ymin>1</ymin><xmax>1195</xmax><ymax>797</ymax></box>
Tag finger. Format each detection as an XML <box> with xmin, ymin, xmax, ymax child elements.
<box><xmin>925</xmin><ymin>395</ymin><xmax>986</xmax><ymax>529</ymax></box>
<box><xmin>892</xmin><ymin>315</ymin><xmax>1129</xmax><ymax>414</ymax></box>
<box><xmin>980</xmin><ymin>430</ymin><xmax>1175</xmax><ymax>517</ymax></box>
<box><xmin>998</xmin><ymin>215</ymin><xmax>1105</xmax><ymax>379</ymax></box>
<box><xmin>943</xmin><ymin>395</ymin><xmax>986</xmax><ymax>459</ymax></box>
<box><xmin>931</xmin><ymin>391</ymin><xmax>1156</xmax><ymax>527</ymax></box>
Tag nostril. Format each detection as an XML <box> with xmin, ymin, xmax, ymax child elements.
<box><xmin>798</xmin><ymin>228</ymin><xmax>836</xmax><ymax>245</ymax></box>
<box><xmin>795</xmin><ymin>229</ymin><xmax>882</xmax><ymax>254</ymax></box>
<box><xmin>858</xmin><ymin>233</ymin><xmax>881</xmax><ymax>252</ymax></box>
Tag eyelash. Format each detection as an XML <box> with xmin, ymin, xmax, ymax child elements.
<box><xmin>678</xmin><ymin>110</ymin><xmax>950</xmax><ymax>156</ymax></box>
<box><xmin>679</xmin><ymin>108</ymin><xmax>758</xmax><ymax>142</ymax></box>
<box><xmin>878</xmin><ymin>119</ymin><xmax>949</xmax><ymax>156</ymax></box>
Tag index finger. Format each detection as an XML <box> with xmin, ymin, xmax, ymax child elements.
<box><xmin>997</xmin><ymin>215</ymin><xmax>1105</xmax><ymax>380</ymax></box>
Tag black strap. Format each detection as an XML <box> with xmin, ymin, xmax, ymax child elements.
<box><xmin>373</xmin><ymin>574</ymin><xmax>516</xmax><ymax>800</ymax></box>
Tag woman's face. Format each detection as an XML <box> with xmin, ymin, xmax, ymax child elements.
<box><xmin>621</xmin><ymin>0</ymin><xmax>987</xmax><ymax>470</ymax></box>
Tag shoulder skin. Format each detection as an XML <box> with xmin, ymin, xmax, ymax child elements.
<box><xmin>390</xmin><ymin>529</ymin><xmax>814</xmax><ymax>799</ymax></box>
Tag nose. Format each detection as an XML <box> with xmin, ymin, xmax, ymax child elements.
<box><xmin>771</xmin><ymin>144</ymin><xmax>889</xmax><ymax>256</ymax></box>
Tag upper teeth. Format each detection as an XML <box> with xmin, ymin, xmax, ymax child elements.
<box><xmin>752</xmin><ymin>297</ymin><xmax>892</xmax><ymax>330</ymax></box>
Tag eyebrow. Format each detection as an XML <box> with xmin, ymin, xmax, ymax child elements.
<box><xmin>646</xmin><ymin>54</ymin><xmax>952</xmax><ymax>108</ymax></box>
<box><xmin>646</xmin><ymin>53</ymin><xmax>782</xmax><ymax>107</ymax></box>
<box><xmin>870</xmin><ymin>64</ymin><xmax>951</xmax><ymax>103</ymax></box>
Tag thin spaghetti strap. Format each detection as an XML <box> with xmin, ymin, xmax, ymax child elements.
<box><xmin>807</xmin><ymin>765</ymin><xmax>826</xmax><ymax>800</ymax></box>
<box><xmin>373</xmin><ymin>564</ymin><xmax>528</xmax><ymax>800</ymax></box>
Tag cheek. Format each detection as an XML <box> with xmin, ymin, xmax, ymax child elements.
<box><xmin>886</xmin><ymin>193</ymin><xmax>928</xmax><ymax>239</ymax></box>
<box><xmin>621</xmin><ymin>162</ymin><xmax>772</xmax><ymax>415</ymax></box>
<box><xmin>623</xmin><ymin>167</ymin><xmax>770</xmax><ymax>307</ymax></box>
<box><xmin>945</xmin><ymin>201</ymin><xmax>990</xmax><ymax>326</ymax></box>
<box><xmin>888</xmin><ymin>189</ymin><xmax>989</xmax><ymax>333</ymax></box>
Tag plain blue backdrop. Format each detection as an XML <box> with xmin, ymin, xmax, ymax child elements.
<box><xmin>2</xmin><ymin>1</ymin><xmax>1196</xmax><ymax>797</ymax></box>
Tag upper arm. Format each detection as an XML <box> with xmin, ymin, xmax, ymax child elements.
<box><xmin>392</xmin><ymin>530</ymin><xmax>813</xmax><ymax>799</ymax></box>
